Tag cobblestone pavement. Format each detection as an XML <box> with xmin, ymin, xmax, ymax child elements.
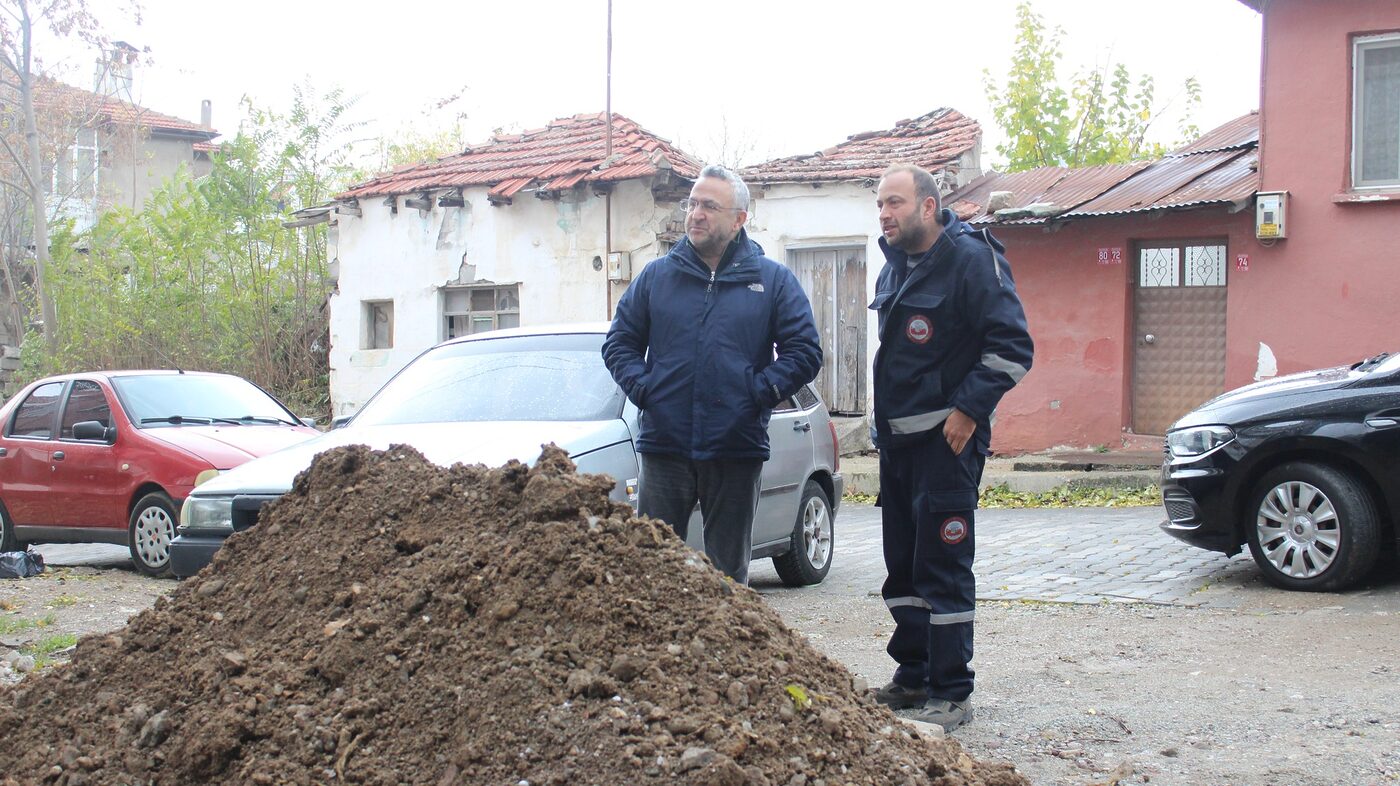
<box><xmin>751</xmin><ymin>501</ymin><xmax>1394</xmax><ymax>608</ymax></box>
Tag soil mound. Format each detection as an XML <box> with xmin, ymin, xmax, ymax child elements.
<box><xmin>0</xmin><ymin>445</ymin><xmax>1027</xmax><ymax>786</ymax></box>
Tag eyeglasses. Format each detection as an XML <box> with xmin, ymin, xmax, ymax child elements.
<box><xmin>679</xmin><ymin>198</ymin><xmax>741</xmax><ymax>214</ymax></box>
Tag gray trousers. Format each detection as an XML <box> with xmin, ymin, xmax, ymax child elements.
<box><xmin>638</xmin><ymin>452</ymin><xmax>763</xmax><ymax>585</ymax></box>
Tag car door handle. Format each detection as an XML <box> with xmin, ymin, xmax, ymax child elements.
<box><xmin>1365</xmin><ymin>417</ymin><xmax>1399</xmax><ymax>429</ymax></box>
<box><xmin>793</xmin><ymin>421</ymin><xmax>812</xmax><ymax>432</ymax></box>
<box><xmin>0</xmin><ymin>447</ymin><xmax>6</xmax><ymax>457</ymax></box>
<box><xmin>52</xmin><ymin>451</ymin><xmax>65</xmax><ymax>461</ymax></box>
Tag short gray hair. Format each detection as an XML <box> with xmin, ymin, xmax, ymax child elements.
<box><xmin>698</xmin><ymin>164</ymin><xmax>751</xmax><ymax>211</ymax></box>
<box><xmin>881</xmin><ymin>163</ymin><xmax>941</xmax><ymax>212</ymax></box>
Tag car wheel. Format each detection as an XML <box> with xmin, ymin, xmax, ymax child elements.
<box><xmin>0</xmin><ymin>501</ymin><xmax>24</xmax><ymax>552</ymax></box>
<box><xmin>129</xmin><ymin>492</ymin><xmax>177</xmax><ymax>577</ymax></box>
<box><xmin>1246</xmin><ymin>462</ymin><xmax>1381</xmax><ymax>592</ymax></box>
<box><xmin>773</xmin><ymin>480</ymin><xmax>834</xmax><ymax>587</ymax></box>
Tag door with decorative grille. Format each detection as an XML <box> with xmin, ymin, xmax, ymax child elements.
<box><xmin>1131</xmin><ymin>242</ymin><xmax>1229</xmax><ymax>435</ymax></box>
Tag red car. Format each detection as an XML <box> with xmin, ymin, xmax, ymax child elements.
<box><xmin>0</xmin><ymin>370</ymin><xmax>319</xmax><ymax>576</ymax></box>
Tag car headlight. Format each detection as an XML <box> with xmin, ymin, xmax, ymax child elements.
<box><xmin>180</xmin><ymin>496</ymin><xmax>235</xmax><ymax>533</ymax></box>
<box><xmin>1166</xmin><ymin>425</ymin><xmax>1235</xmax><ymax>458</ymax></box>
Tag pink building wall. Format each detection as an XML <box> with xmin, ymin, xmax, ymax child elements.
<box><xmin>984</xmin><ymin>0</ymin><xmax>1399</xmax><ymax>455</ymax></box>
<box><xmin>990</xmin><ymin>209</ymin><xmax>1260</xmax><ymax>454</ymax></box>
<box><xmin>1250</xmin><ymin>0</ymin><xmax>1399</xmax><ymax>373</ymax></box>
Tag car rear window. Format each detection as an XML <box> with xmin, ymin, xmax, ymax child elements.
<box><xmin>9</xmin><ymin>382</ymin><xmax>64</xmax><ymax>438</ymax></box>
<box><xmin>354</xmin><ymin>333</ymin><xmax>625</xmax><ymax>426</ymax></box>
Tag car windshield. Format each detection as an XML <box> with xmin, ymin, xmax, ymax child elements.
<box><xmin>112</xmin><ymin>375</ymin><xmax>296</xmax><ymax>426</ymax></box>
<box><xmin>353</xmin><ymin>333</ymin><xmax>625</xmax><ymax>426</ymax></box>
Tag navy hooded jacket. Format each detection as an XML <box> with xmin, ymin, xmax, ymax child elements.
<box><xmin>602</xmin><ymin>229</ymin><xmax>822</xmax><ymax>461</ymax></box>
<box><xmin>870</xmin><ymin>209</ymin><xmax>1034</xmax><ymax>451</ymax></box>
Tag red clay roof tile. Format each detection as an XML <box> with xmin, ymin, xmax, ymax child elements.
<box><xmin>337</xmin><ymin>112</ymin><xmax>702</xmax><ymax>200</ymax></box>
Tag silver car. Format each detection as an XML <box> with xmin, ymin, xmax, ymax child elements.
<box><xmin>171</xmin><ymin>324</ymin><xmax>843</xmax><ymax>585</ymax></box>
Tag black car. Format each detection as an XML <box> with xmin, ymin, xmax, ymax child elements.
<box><xmin>1160</xmin><ymin>351</ymin><xmax>1400</xmax><ymax>591</ymax></box>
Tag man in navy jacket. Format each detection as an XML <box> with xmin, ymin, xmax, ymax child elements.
<box><xmin>868</xmin><ymin>164</ymin><xmax>1034</xmax><ymax>732</ymax></box>
<box><xmin>602</xmin><ymin>165</ymin><xmax>821</xmax><ymax>584</ymax></box>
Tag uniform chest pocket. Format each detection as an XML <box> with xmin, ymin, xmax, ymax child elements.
<box><xmin>899</xmin><ymin>292</ymin><xmax>945</xmax><ymax>310</ymax></box>
<box><xmin>894</xmin><ymin>292</ymin><xmax>946</xmax><ymax>346</ymax></box>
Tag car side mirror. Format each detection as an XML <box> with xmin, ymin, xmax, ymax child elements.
<box><xmin>331</xmin><ymin>416</ymin><xmax>352</xmax><ymax>430</ymax></box>
<box><xmin>72</xmin><ymin>420</ymin><xmax>115</xmax><ymax>442</ymax></box>
<box><xmin>299</xmin><ymin>417</ymin><xmax>318</xmax><ymax>428</ymax></box>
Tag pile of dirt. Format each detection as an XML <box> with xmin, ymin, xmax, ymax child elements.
<box><xmin>0</xmin><ymin>445</ymin><xmax>1027</xmax><ymax>786</ymax></box>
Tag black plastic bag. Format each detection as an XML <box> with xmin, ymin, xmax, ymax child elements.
<box><xmin>0</xmin><ymin>549</ymin><xmax>45</xmax><ymax>578</ymax></box>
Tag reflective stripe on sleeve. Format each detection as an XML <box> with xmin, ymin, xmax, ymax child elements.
<box><xmin>981</xmin><ymin>353</ymin><xmax>1029</xmax><ymax>383</ymax></box>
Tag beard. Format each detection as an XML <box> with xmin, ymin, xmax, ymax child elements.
<box><xmin>888</xmin><ymin>216</ymin><xmax>933</xmax><ymax>253</ymax></box>
<box><xmin>687</xmin><ymin>224</ymin><xmax>734</xmax><ymax>258</ymax></box>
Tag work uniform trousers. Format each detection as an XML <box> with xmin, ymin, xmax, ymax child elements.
<box><xmin>638</xmin><ymin>452</ymin><xmax>763</xmax><ymax>585</ymax></box>
<box><xmin>879</xmin><ymin>432</ymin><xmax>985</xmax><ymax>702</ymax></box>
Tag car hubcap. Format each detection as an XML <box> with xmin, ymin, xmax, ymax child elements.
<box><xmin>1256</xmin><ymin>481</ymin><xmax>1339</xmax><ymax>579</ymax></box>
<box><xmin>135</xmin><ymin>507</ymin><xmax>173</xmax><ymax>568</ymax></box>
<box><xmin>802</xmin><ymin>495</ymin><xmax>832</xmax><ymax>570</ymax></box>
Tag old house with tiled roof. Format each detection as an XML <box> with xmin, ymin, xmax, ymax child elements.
<box><xmin>27</xmin><ymin>66</ymin><xmax>220</xmax><ymax>232</ymax></box>
<box><xmin>739</xmin><ymin>108</ymin><xmax>982</xmax><ymax>415</ymax></box>
<box><xmin>323</xmin><ymin>112</ymin><xmax>701</xmax><ymax>414</ymax></box>
<box><xmin>0</xmin><ymin>45</ymin><xmax>219</xmax><ymax>388</ymax></box>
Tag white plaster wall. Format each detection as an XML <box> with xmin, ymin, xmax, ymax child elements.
<box><xmin>328</xmin><ymin>179</ymin><xmax>675</xmax><ymax>415</ymax></box>
<box><xmin>745</xmin><ymin>182</ymin><xmax>882</xmax><ymax>414</ymax></box>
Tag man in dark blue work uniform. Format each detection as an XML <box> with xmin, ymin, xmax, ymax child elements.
<box><xmin>868</xmin><ymin>163</ymin><xmax>1033</xmax><ymax>731</ymax></box>
<box><xmin>602</xmin><ymin>165</ymin><xmax>821</xmax><ymax>585</ymax></box>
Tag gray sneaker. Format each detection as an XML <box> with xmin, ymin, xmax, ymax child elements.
<box><xmin>871</xmin><ymin>681</ymin><xmax>928</xmax><ymax>710</ymax></box>
<box><xmin>910</xmin><ymin>698</ymin><xmax>974</xmax><ymax>731</ymax></box>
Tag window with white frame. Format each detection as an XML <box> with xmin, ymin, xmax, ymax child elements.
<box><xmin>442</xmin><ymin>284</ymin><xmax>520</xmax><ymax>339</ymax></box>
<box><xmin>1354</xmin><ymin>34</ymin><xmax>1400</xmax><ymax>189</ymax></box>
<box><xmin>51</xmin><ymin>128</ymin><xmax>100</xmax><ymax>201</ymax></box>
<box><xmin>363</xmin><ymin>300</ymin><xmax>394</xmax><ymax>349</ymax></box>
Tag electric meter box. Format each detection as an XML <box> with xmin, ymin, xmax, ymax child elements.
<box><xmin>607</xmin><ymin>251</ymin><xmax>631</xmax><ymax>281</ymax></box>
<box><xmin>1256</xmin><ymin>191</ymin><xmax>1288</xmax><ymax>240</ymax></box>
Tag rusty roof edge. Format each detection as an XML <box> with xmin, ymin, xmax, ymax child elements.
<box><xmin>1063</xmin><ymin>149</ymin><xmax>1256</xmax><ymax>218</ymax></box>
<box><xmin>955</xmin><ymin>163</ymin><xmax>1148</xmax><ymax>224</ymax></box>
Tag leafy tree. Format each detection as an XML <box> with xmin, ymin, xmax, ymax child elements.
<box><xmin>0</xmin><ymin>0</ymin><xmax>127</xmax><ymax>352</ymax></box>
<box><xmin>984</xmin><ymin>1</ymin><xmax>1202</xmax><ymax>172</ymax></box>
<box><xmin>24</xmin><ymin>85</ymin><xmax>360</xmax><ymax>417</ymax></box>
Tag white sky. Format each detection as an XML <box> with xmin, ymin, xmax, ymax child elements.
<box><xmin>50</xmin><ymin>0</ymin><xmax>1261</xmax><ymax>172</ymax></box>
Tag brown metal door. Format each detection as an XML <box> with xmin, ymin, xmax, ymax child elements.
<box><xmin>788</xmin><ymin>247</ymin><xmax>866</xmax><ymax>414</ymax></box>
<box><xmin>1131</xmin><ymin>243</ymin><xmax>1228</xmax><ymax>435</ymax></box>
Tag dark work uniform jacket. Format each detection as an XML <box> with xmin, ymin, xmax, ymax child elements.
<box><xmin>869</xmin><ymin>209</ymin><xmax>1034</xmax><ymax>453</ymax></box>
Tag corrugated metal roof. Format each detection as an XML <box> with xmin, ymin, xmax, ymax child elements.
<box><xmin>955</xmin><ymin>163</ymin><xmax>1149</xmax><ymax>225</ymax></box>
<box><xmin>337</xmin><ymin>112</ymin><xmax>702</xmax><ymax>200</ymax></box>
<box><xmin>1065</xmin><ymin>149</ymin><xmax>1249</xmax><ymax>217</ymax></box>
<box><xmin>945</xmin><ymin>112</ymin><xmax>1259</xmax><ymax>225</ymax></box>
<box><xmin>739</xmin><ymin>108</ymin><xmax>980</xmax><ymax>184</ymax></box>
<box><xmin>1170</xmin><ymin>111</ymin><xmax>1258</xmax><ymax>155</ymax></box>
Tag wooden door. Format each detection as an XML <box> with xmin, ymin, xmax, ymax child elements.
<box><xmin>788</xmin><ymin>247</ymin><xmax>866</xmax><ymax>414</ymax></box>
